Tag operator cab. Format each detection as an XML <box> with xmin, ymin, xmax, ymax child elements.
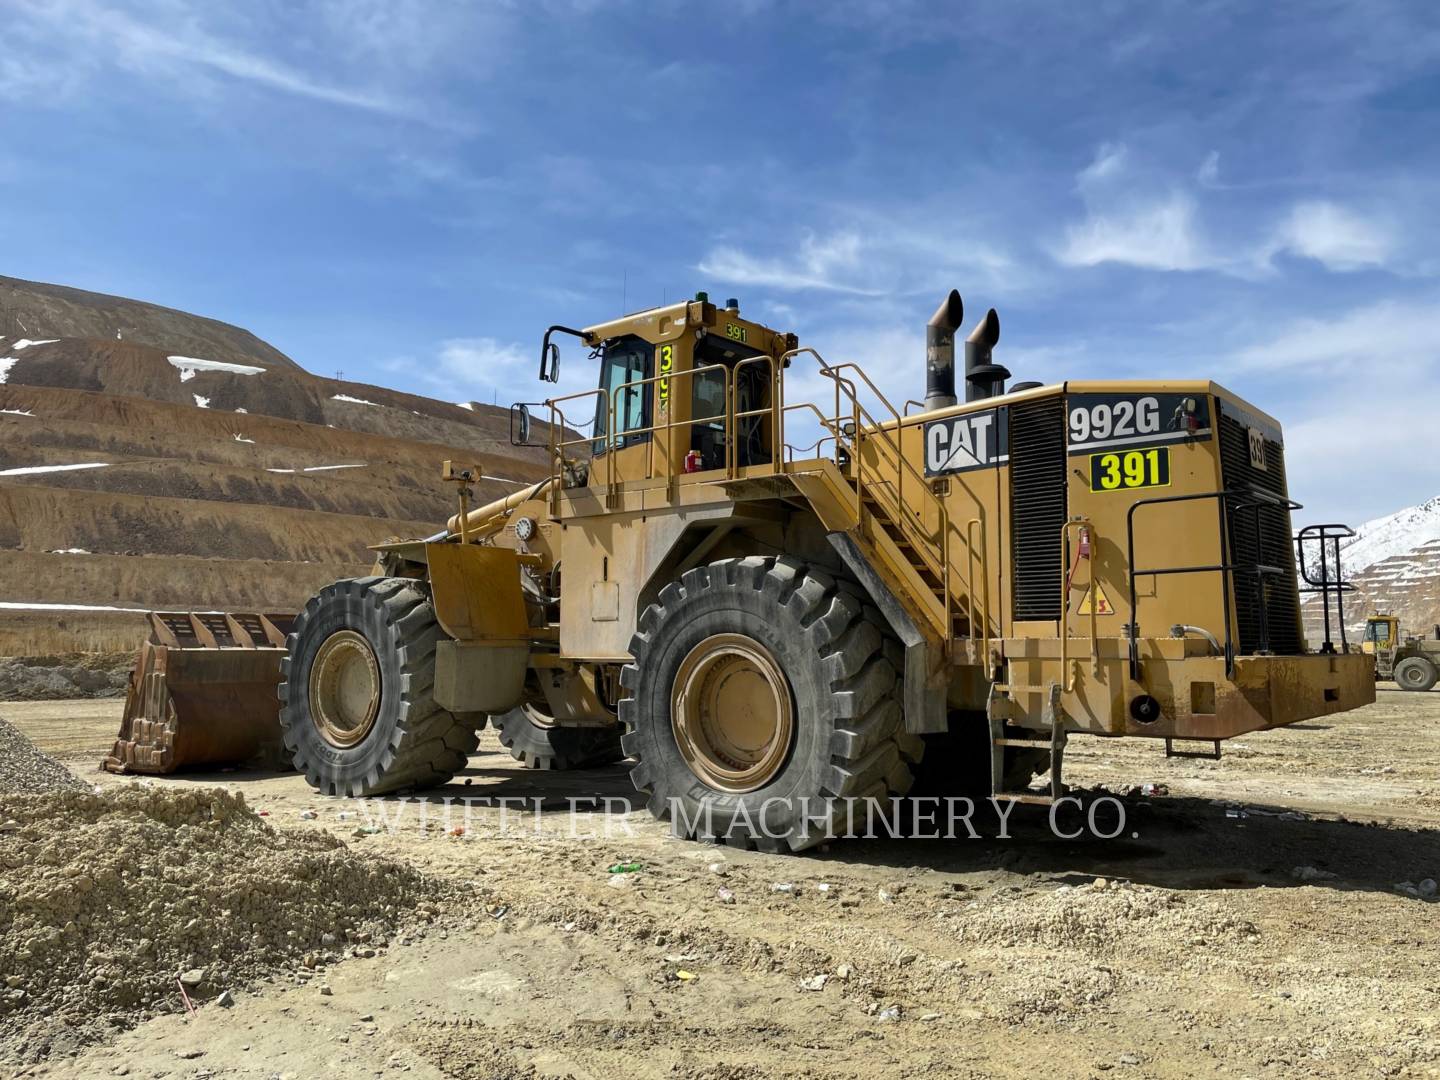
<box><xmin>530</xmin><ymin>293</ymin><xmax>794</xmax><ymax>484</ymax></box>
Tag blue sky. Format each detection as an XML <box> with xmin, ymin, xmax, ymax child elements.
<box><xmin>2</xmin><ymin>0</ymin><xmax>1437</xmax><ymax>525</ymax></box>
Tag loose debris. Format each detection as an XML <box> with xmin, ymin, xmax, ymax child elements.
<box><xmin>0</xmin><ymin>786</ymin><xmax>443</xmax><ymax>1062</ymax></box>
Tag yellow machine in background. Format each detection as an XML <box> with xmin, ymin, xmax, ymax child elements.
<box><xmin>1362</xmin><ymin>614</ymin><xmax>1439</xmax><ymax>691</ymax></box>
<box><xmin>115</xmin><ymin>289</ymin><xmax>1376</xmax><ymax>850</ymax></box>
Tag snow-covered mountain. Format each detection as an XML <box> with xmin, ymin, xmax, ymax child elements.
<box><xmin>1300</xmin><ymin>495</ymin><xmax>1440</xmax><ymax>643</ymax></box>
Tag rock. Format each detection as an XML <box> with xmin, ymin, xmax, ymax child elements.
<box><xmin>1419</xmin><ymin>879</ymin><xmax>1437</xmax><ymax>898</ymax></box>
<box><xmin>607</xmin><ymin>874</ymin><xmax>631</xmax><ymax>889</ymax></box>
<box><xmin>799</xmin><ymin>974</ymin><xmax>829</xmax><ymax>991</ymax></box>
<box><xmin>877</xmin><ymin>888</ymin><xmax>895</xmax><ymax>904</ymax></box>
<box><xmin>318</xmin><ymin>984</ymin><xmax>333</xmax><ymax>996</ymax></box>
<box><xmin>716</xmin><ymin>887</ymin><xmax>736</xmax><ymax>904</ymax></box>
<box><xmin>897</xmin><ymin>952</ymin><xmax>918</xmax><ymax>967</ymax></box>
<box><xmin>919</xmin><ymin>1012</ymin><xmax>941</xmax><ymax>1022</ymax></box>
<box><xmin>178</xmin><ymin>968</ymin><xmax>205</xmax><ymax>989</ymax></box>
<box><xmin>1395</xmin><ymin>881</ymin><xmax>1422</xmax><ymax>898</ymax></box>
<box><xmin>876</xmin><ymin>1005</ymin><xmax>901</xmax><ymax>1022</ymax></box>
<box><xmin>1292</xmin><ymin>865</ymin><xmax>1338</xmax><ymax>882</ymax></box>
<box><xmin>1118</xmin><ymin>1053</ymin><xmax>1141</xmax><ymax>1066</ymax></box>
<box><xmin>770</xmin><ymin>882</ymin><xmax>796</xmax><ymax>894</ymax></box>
<box><xmin>358</xmin><ymin>1012</ymin><xmax>375</xmax><ymax>1022</ymax></box>
<box><xmin>708</xmin><ymin>862</ymin><xmax>729</xmax><ymax>876</ymax></box>
<box><xmin>176</xmin><ymin>1049</ymin><xmax>204</xmax><ymax>1060</ymax></box>
<box><xmin>836</xmin><ymin>964</ymin><xmax>853</xmax><ymax>981</ymax></box>
<box><xmin>216</xmin><ymin>989</ymin><xmax>235</xmax><ymax>1008</ymax></box>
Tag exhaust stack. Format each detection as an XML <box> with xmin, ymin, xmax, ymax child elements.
<box><xmin>963</xmin><ymin>308</ymin><xmax>1009</xmax><ymax>402</ymax></box>
<box><xmin>923</xmin><ymin>290</ymin><xmax>965</xmax><ymax>412</ymax></box>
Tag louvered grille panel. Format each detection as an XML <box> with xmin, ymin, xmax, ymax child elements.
<box><xmin>1217</xmin><ymin>415</ymin><xmax>1304</xmax><ymax>654</ymax></box>
<box><xmin>1010</xmin><ymin>397</ymin><xmax>1068</xmax><ymax>621</ymax></box>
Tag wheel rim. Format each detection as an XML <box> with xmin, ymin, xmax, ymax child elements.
<box><xmin>671</xmin><ymin>633</ymin><xmax>793</xmax><ymax>793</ymax></box>
<box><xmin>309</xmin><ymin>630</ymin><xmax>381</xmax><ymax>748</ymax></box>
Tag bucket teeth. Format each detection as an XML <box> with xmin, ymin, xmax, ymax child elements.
<box><xmin>102</xmin><ymin>611</ymin><xmax>294</xmax><ymax>776</ymax></box>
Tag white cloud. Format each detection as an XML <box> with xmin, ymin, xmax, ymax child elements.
<box><xmin>1056</xmin><ymin>144</ymin><xmax>1400</xmax><ymax>277</ymax></box>
<box><xmin>699</xmin><ymin>232</ymin><xmax>883</xmax><ymax>295</ymax></box>
<box><xmin>4</xmin><ymin>0</ymin><xmax>458</xmax><ymax>127</ymax></box>
<box><xmin>1264</xmin><ymin>200</ymin><xmax>1394</xmax><ymax>272</ymax></box>
<box><xmin>1055</xmin><ymin>190</ymin><xmax>1212</xmax><ymax>272</ymax></box>
<box><xmin>1228</xmin><ymin>295</ymin><xmax>1440</xmax><ymax>374</ymax></box>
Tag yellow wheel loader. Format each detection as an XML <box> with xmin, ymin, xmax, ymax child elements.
<box><xmin>108</xmin><ymin>290</ymin><xmax>1375</xmax><ymax>850</ymax></box>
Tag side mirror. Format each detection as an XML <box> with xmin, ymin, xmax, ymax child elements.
<box><xmin>541</xmin><ymin>341</ymin><xmax>560</xmax><ymax>384</ymax></box>
<box><xmin>510</xmin><ymin>402</ymin><xmax>543</xmax><ymax>446</ymax></box>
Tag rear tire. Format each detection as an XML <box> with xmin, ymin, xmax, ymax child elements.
<box><xmin>279</xmin><ymin>577</ymin><xmax>480</xmax><ymax>796</ymax></box>
<box><xmin>1394</xmin><ymin>656</ymin><xmax>1438</xmax><ymax>692</ymax></box>
<box><xmin>493</xmin><ymin>689</ymin><xmax>623</xmax><ymax>770</ymax></box>
<box><xmin>619</xmin><ymin>555</ymin><xmax>922</xmax><ymax>852</ymax></box>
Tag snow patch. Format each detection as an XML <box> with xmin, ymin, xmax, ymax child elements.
<box><xmin>233</xmin><ymin>433</ymin><xmax>255</xmax><ymax>444</ymax></box>
<box><xmin>1335</xmin><ymin>496</ymin><xmax>1440</xmax><ymax>577</ymax></box>
<box><xmin>0</xmin><ymin>408</ymin><xmax>34</xmax><ymax>417</ymax></box>
<box><xmin>193</xmin><ymin>394</ymin><xmax>210</xmax><ymax>409</ymax></box>
<box><xmin>0</xmin><ymin>462</ymin><xmax>110</xmax><ymax>476</ymax></box>
<box><xmin>0</xmin><ymin>359</ymin><xmax>18</xmax><ymax>383</ymax></box>
<box><xmin>332</xmin><ymin>394</ymin><xmax>379</xmax><ymax>406</ymax></box>
<box><xmin>10</xmin><ymin>339</ymin><xmax>57</xmax><ymax>351</ymax></box>
<box><xmin>266</xmin><ymin>464</ymin><xmax>366</xmax><ymax>474</ymax></box>
<box><xmin>47</xmin><ymin>548</ymin><xmax>91</xmax><ymax>555</ymax></box>
<box><xmin>168</xmin><ymin>356</ymin><xmax>267</xmax><ymax>382</ymax></box>
<box><xmin>456</xmin><ymin>401</ymin><xmax>475</xmax><ymax>411</ymax></box>
<box><xmin>234</xmin><ymin>407</ymin><xmax>248</xmax><ymax>414</ymax></box>
<box><xmin>0</xmin><ymin>600</ymin><xmax>148</xmax><ymax>613</ymax></box>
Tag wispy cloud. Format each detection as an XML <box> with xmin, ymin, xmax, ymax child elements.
<box><xmin>1229</xmin><ymin>294</ymin><xmax>1440</xmax><ymax>375</ymax></box>
<box><xmin>5</xmin><ymin>0</ymin><xmax>462</xmax><ymax>127</ymax></box>
<box><xmin>1055</xmin><ymin>142</ymin><xmax>1403</xmax><ymax>277</ymax></box>
<box><xmin>1262</xmin><ymin>200</ymin><xmax>1395</xmax><ymax>272</ymax></box>
<box><xmin>699</xmin><ymin>232</ymin><xmax>883</xmax><ymax>296</ymax></box>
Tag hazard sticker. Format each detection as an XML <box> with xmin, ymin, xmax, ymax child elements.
<box><xmin>1074</xmin><ymin>584</ymin><xmax>1115</xmax><ymax>615</ymax></box>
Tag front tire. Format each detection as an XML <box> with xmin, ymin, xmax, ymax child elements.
<box><xmin>1394</xmin><ymin>656</ymin><xmax>1438</xmax><ymax>692</ymax></box>
<box><xmin>619</xmin><ymin>556</ymin><xmax>922</xmax><ymax>853</ymax></box>
<box><xmin>279</xmin><ymin>577</ymin><xmax>480</xmax><ymax>796</ymax></box>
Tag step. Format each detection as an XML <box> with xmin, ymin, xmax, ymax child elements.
<box><xmin>992</xmin><ymin>791</ymin><xmax>1057</xmax><ymax>806</ymax></box>
<box><xmin>993</xmin><ymin>737</ymin><xmax>1054</xmax><ymax>750</ymax></box>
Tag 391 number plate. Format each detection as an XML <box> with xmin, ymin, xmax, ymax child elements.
<box><xmin>1089</xmin><ymin>447</ymin><xmax>1170</xmax><ymax>491</ymax></box>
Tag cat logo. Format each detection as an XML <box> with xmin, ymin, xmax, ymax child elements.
<box><xmin>923</xmin><ymin>408</ymin><xmax>1008</xmax><ymax>476</ymax></box>
<box><xmin>1074</xmin><ymin>584</ymin><xmax>1115</xmax><ymax>615</ymax></box>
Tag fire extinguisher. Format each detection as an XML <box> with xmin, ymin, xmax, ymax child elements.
<box><xmin>684</xmin><ymin>450</ymin><xmax>703</xmax><ymax>474</ymax></box>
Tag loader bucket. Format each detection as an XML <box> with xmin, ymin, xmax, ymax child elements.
<box><xmin>102</xmin><ymin>611</ymin><xmax>296</xmax><ymax>775</ymax></box>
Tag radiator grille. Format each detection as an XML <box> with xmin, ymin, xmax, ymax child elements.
<box><xmin>1217</xmin><ymin>414</ymin><xmax>1303</xmax><ymax>654</ymax></box>
<box><xmin>1010</xmin><ymin>397</ymin><xmax>1068</xmax><ymax>621</ymax></box>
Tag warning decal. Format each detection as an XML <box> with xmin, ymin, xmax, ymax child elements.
<box><xmin>1074</xmin><ymin>584</ymin><xmax>1115</xmax><ymax>615</ymax></box>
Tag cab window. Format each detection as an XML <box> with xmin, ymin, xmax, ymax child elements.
<box><xmin>592</xmin><ymin>337</ymin><xmax>653</xmax><ymax>453</ymax></box>
<box><xmin>1365</xmin><ymin>620</ymin><xmax>1392</xmax><ymax>644</ymax></box>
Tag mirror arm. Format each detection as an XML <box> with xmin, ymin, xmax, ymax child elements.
<box><xmin>539</xmin><ymin>325</ymin><xmax>591</xmax><ymax>383</ymax></box>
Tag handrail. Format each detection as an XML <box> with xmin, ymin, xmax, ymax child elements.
<box><xmin>1295</xmin><ymin>523</ymin><xmax>1356</xmax><ymax>654</ymax></box>
<box><xmin>606</xmin><ymin>362</ymin><xmax>732</xmax><ymax>483</ymax></box>
<box><xmin>536</xmin><ymin>340</ymin><xmax>996</xmax><ymax>653</ymax></box>
<box><xmin>1126</xmin><ymin>487</ymin><xmax>1302</xmax><ymax>678</ymax></box>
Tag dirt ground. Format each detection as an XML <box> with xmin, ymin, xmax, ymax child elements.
<box><xmin>4</xmin><ymin>689</ymin><xmax>1439</xmax><ymax>1079</ymax></box>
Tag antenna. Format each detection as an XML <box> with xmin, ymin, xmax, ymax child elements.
<box><xmin>622</xmin><ymin>268</ymin><xmax>628</xmax><ymax>312</ymax></box>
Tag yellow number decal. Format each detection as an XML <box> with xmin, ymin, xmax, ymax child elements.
<box><xmin>658</xmin><ymin>343</ymin><xmax>673</xmax><ymax>404</ymax></box>
<box><xmin>1089</xmin><ymin>447</ymin><xmax>1170</xmax><ymax>491</ymax></box>
<box><xmin>725</xmin><ymin>322</ymin><xmax>747</xmax><ymax>343</ymax></box>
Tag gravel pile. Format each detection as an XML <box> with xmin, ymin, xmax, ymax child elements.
<box><xmin>0</xmin><ymin>715</ymin><xmax>89</xmax><ymax>794</ymax></box>
<box><xmin>955</xmin><ymin>877</ymin><xmax>1259</xmax><ymax>952</ymax></box>
<box><xmin>0</xmin><ymin>786</ymin><xmax>442</xmax><ymax>1062</ymax></box>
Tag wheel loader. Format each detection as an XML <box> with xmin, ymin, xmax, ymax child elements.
<box><xmin>105</xmin><ymin>289</ymin><xmax>1375</xmax><ymax>850</ymax></box>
